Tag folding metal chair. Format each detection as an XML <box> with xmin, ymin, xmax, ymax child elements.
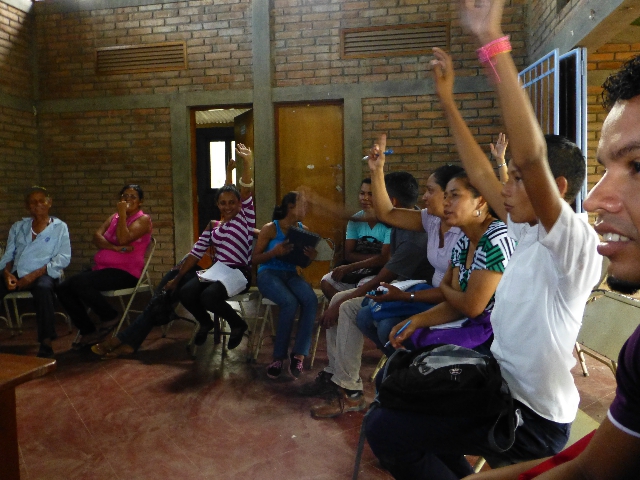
<box><xmin>108</xmin><ymin>237</ymin><xmax>157</xmax><ymax>336</ymax></box>
<box><xmin>2</xmin><ymin>289</ymin><xmax>72</xmax><ymax>336</ymax></box>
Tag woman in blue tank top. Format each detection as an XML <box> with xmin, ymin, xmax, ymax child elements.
<box><xmin>253</xmin><ymin>191</ymin><xmax>319</xmax><ymax>380</ymax></box>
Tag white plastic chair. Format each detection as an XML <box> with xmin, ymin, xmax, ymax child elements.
<box><xmin>108</xmin><ymin>237</ymin><xmax>157</xmax><ymax>336</ymax></box>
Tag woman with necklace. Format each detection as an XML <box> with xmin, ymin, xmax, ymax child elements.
<box><xmin>0</xmin><ymin>186</ymin><xmax>71</xmax><ymax>357</ymax></box>
<box><xmin>253</xmin><ymin>191</ymin><xmax>319</xmax><ymax>380</ymax></box>
<box><xmin>56</xmin><ymin>184</ymin><xmax>152</xmax><ymax>348</ymax></box>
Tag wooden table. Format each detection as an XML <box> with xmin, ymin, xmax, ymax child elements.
<box><xmin>0</xmin><ymin>354</ymin><xmax>56</xmax><ymax>480</ymax></box>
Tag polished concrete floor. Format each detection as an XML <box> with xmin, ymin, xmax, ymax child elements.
<box><xmin>0</xmin><ymin>304</ymin><xmax>616</xmax><ymax>480</ymax></box>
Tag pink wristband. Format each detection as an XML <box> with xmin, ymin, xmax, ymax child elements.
<box><xmin>476</xmin><ymin>35</ymin><xmax>511</xmax><ymax>83</ymax></box>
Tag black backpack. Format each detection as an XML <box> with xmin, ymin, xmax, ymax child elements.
<box><xmin>352</xmin><ymin>345</ymin><xmax>519</xmax><ymax>480</ymax></box>
<box><xmin>378</xmin><ymin>344</ymin><xmax>511</xmax><ymax>418</ymax></box>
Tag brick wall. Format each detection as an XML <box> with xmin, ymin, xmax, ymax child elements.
<box><xmin>586</xmin><ymin>43</ymin><xmax>640</xmax><ymax>191</ymax></box>
<box><xmin>0</xmin><ymin>1</ymin><xmax>32</xmax><ymax>99</ymax></box>
<box><xmin>527</xmin><ymin>0</ymin><xmax>582</xmax><ymax>59</ymax></box>
<box><xmin>0</xmin><ymin>105</ymin><xmax>39</xmax><ymax>235</ymax></box>
<box><xmin>362</xmin><ymin>92</ymin><xmax>504</xmax><ymax>191</ymax></box>
<box><xmin>0</xmin><ymin>1</ymin><xmax>38</xmax><ymax>237</ymax></box>
<box><xmin>273</xmin><ymin>0</ymin><xmax>528</xmax><ymax>87</ymax></box>
<box><xmin>35</xmin><ymin>0</ymin><xmax>252</xmax><ymax>100</ymax></box>
<box><xmin>39</xmin><ymin>108</ymin><xmax>173</xmax><ymax>280</ymax></box>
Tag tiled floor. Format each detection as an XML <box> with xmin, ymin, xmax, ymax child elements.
<box><xmin>1</xmin><ymin>304</ymin><xmax>616</xmax><ymax>480</ymax></box>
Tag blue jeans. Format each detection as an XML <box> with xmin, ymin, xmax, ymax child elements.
<box><xmin>365</xmin><ymin>400</ymin><xmax>571</xmax><ymax>480</ymax></box>
<box><xmin>356</xmin><ymin>303</ymin><xmax>405</xmax><ymax>357</ymax></box>
<box><xmin>257</xmin><ymin>269</ymin><xmax>317</xmax><ymax>359</ymax></box>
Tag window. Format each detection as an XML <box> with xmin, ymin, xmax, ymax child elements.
<box><xmin>209</xmin><ymin>140</ymin><xmax>235</xmax><ymax>188</ymax></box>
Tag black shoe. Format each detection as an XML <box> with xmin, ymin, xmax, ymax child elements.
<box><xmin>194</xmin><ymin>319</ymin><xmax>214</xmax><ymax>346</ymax></box>
<box><xmin>227</xmin><ymin>322</ymin><xmax>248</xmax><ymax>350</ymax></box>
<box><xmin>37</xmin><ymin>343</ymin><xmax>54</xmax><ymax>358</ymax></box>
<box><xmin>298</xmin><ymin>371</ymin><xmax>337</xmax><ymax>397</ymax></box>
<box><xmin>289</xmin><ymin>353</ymin><xmax>304</xmax><ymax>379</ymax></box>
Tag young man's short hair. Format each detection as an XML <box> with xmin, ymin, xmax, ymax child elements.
<box><xmin>601</xmin><ymin>54</ymin><xmax>640</xmax><ymax>110</ymax></box>
<box><xmin>545</xmin><ymin>134</ymin><xmax>585</xmax><ymax>204</ymax></box>
<box><xmin>361</xmin><ymin>177</ymin><xmax>371</xmax><ymax>185</ymax></box>
<box><xmin>384</xmin><ymin>171</ymin><xmax>419</xmax><ymax>209</ymax></box>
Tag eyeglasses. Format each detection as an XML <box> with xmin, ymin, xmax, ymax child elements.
<box><xmin>121</xmin><ymin>194</ymin><xmax>139</xmax><ymax>200</ymax></box>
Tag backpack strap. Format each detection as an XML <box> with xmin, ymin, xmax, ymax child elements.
<box><xmin>487</xmin><ymin>380</ymin><xmax>519</xmax><ymax>453</ymax></box>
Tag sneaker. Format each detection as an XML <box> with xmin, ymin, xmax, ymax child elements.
<box><xmin>310</xmin><ymin>388</ymin><xmax>366</xmax><ymax>419</ymax></box>
<box><xmin>298</xmin><ymin>371</ymin><xmax>337</xmax><ymax>397</ymax></box>
<box><xmin>289</xmin><ymin>353</ymin><xmax>304</xmax><ymax>379</ymax></box>
<box><xmin>267</xmin><ymin>360</ymin><xmax>283</xmax><ymax>379</ymax></box>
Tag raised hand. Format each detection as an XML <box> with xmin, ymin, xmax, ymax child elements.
<box><xmin>235</xmin><ymin>143</ymin><xmax>252</xmax><ymax>160</ymax></box>
<box><xmin>458</xmin><ymin>0</ymin><xmax>505</xmax><ymax>43</ymax></box>
<box><xmin>367</xmin><ymin>134</ymin><xmax>387</xmax><ymax>172</ymax></box>
<box><xmin>432</xmin><ymin>47</ymin><xmax>455</xmax><ymax>102</ymax></box>
<box><xmin>490</xmin><ymin>132</ymin><xmax>508</xmax><ymax>161</ymax></box>
<box><xmin>226</xmin><ymin>158</ymin><xmax>236</xmax><ymax>174</ymax></box>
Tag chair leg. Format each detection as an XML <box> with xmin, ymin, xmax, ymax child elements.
<box><xmin>3</xmin><ymin>298</ymin><xmax>14</xmax><ymax>334</ymax></box>
<box><xmin>12</xmin><ymin>298</ymin><xmax>22</xmax><ymax>332</ymax></box>
<box><xmin>575</xmin><ymin>342</ymin><xmax>589</xmax><ymax>377</ymax></box>
<box><xmin>370</xmin><ymin>355</ymin><xmax>387</xmax><ymax>382</ymax></box>
<box><xmin>252</xmin><ymin>305</ymin><xmax>271</xmax><ymax>362</ymax></box>
<box><xmin>213</xmin><ymin>314</ymin><xmax>222</xmax><ymax>345</ymax></box>
<box><xmin>309</xmin><ymin>323</ymin><xmax>323</xmax><ymax>369</ymax></box>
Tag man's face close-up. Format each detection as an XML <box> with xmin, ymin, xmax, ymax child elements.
<box><xmin>584</xmin><ymin>95</ymin><xmax>640</xmax><ymax>293</ymax></box>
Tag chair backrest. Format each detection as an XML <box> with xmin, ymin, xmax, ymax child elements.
<box><xmin>578</xmin><ymin>290</ymin><xmax>640</xmax><ymax>363</ymax></box>
<box><xmin>315</xmin><ymin>238</ymin><xmax>335</xmax><ymax>265</ymax></box>
<box><xmin>138</xmin><ymin>236</ymin><xmax>157</xmax><ymax>288</ymax></box>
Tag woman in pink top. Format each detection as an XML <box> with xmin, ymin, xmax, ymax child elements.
<box><xmin>57</xmin><ymin>184</ymin><xmax>152</xmax><ymax>347</ymax></box>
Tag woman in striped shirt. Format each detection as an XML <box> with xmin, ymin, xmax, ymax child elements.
<box><xmin>165</xmin><ymin>144</ymin><xmax>256</xmax><ymax>349</ymax></box>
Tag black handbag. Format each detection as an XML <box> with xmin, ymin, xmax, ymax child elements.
<box><xmin>340</xmin><ymin>236</ymin><xmax>384</xmax><ymax>283</ymax></box>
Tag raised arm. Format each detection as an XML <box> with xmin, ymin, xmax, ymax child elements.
<box><xmin>235</xmin><ymin>143</ymin><xmax>254</xmax><ymax>201</ymax></box>
<box><xmin>459</xmin><ymin>0</ymin><xmax>562</xmax><ymax>232</ymax></box>
<box><xmin>432</xmin><ymin>47</ymin><xmax>507</xmax><ymax>222</ymax></box>
<box><xmin>491</xmin><ymin>133</ymin><xmax>509</xmax><ymax>184</ymax></box>
<box><xmin>368</xmin><ymin>136</ymin><xmax>424</xmax><ymax>232</ymax></box>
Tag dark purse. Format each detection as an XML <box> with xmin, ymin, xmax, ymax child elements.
<box><xmin>340</xmin><ymin>236</ymin><xmax>384</xmax><ymax>284</ymax></box>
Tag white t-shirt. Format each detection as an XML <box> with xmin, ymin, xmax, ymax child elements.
<box><xmin>420</xmin><ymin>209</ymin><xmax>463</xmax><ymax>287</ymax></box>
<box><xmin>490</xmin><ymin>202</ymin><xmax>601</xmax><ymax>423</ymax></box>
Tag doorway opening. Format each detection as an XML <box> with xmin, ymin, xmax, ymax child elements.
<box><xmin>192</xmin><ymin>106</ymin><xmax>253</xmax><ymax>239</ymax></box>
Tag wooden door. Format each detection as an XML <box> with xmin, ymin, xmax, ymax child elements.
<box><xmin>276</xmin><ymin>103</ymin><xmax>344</xmax><ymax>287</ymax></box>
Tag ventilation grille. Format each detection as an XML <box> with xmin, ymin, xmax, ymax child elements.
<box><xmin>96</xmin><ymin>42</ymin><xmax>187</xmax><ymax>75</ymax></box>
<box><xmin>341</xmin><ymin>23</ymin><xmax>449</xmax><ymax>59</ymax></box>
